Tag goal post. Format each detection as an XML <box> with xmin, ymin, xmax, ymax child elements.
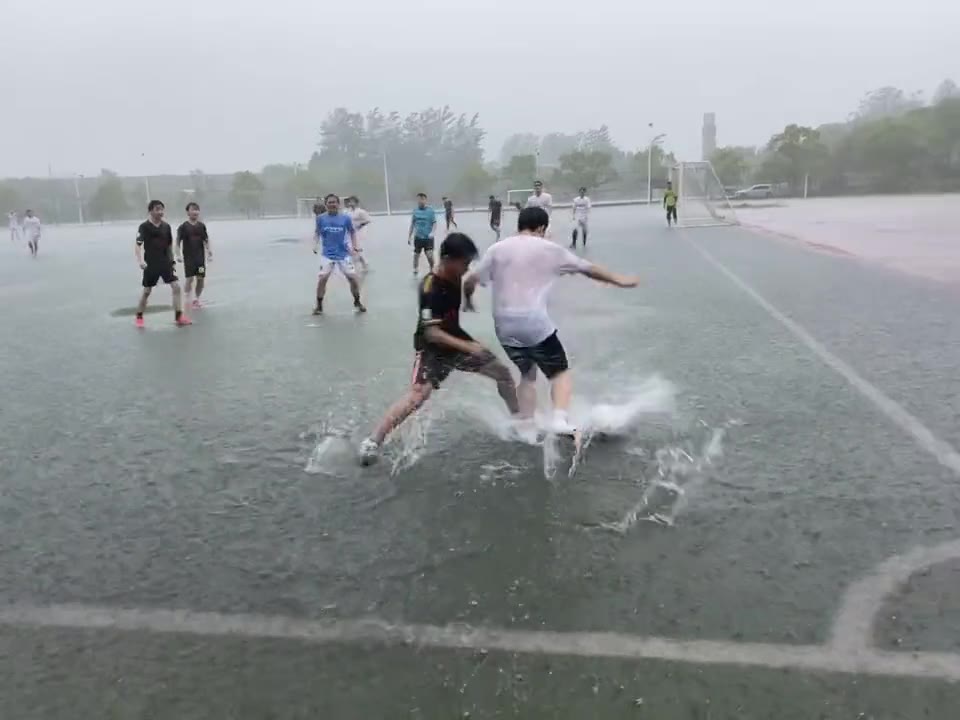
<box><xmin>506</xmin><ymin>188</ymin><xmax>533</xmax><ymax>210</ymax></box>
<box><xmin>296</xmin><ymin>194</ymin><xmax>351</xmax><ymax>219</ymax></box>
<box><xmin>670</xmin><ymin>161</ymin><xmax>738</xmax><ymax>228</ymax></box>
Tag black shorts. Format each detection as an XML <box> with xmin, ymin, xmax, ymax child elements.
<box><xmin>503</xmin><ymin>331</ymin><xmax>569</xmax><ymax>379</ymax></box>
<box><xmin>666</xmin><ymin>205</ymin><xmax>678</xmax><ymax>221</ymax></box>
<box><xmin>142</xmin><ymin>262</ymin><xmax>178</xmax><ymax>288</ymax></box>
<box><xmin>490</xmin><ymin>218</ymin><xmax>501</xmax><ymax>230</ymax></box>
<box><xmin>413</xmin><ymin>237</ymin><xmax>434</xmax><ymax>252</ymax></box>
<box><xmin>183</xmin><ymin>254</ymin><xmax>206</xmax><ymax>279</ymax></box>
<box><xmin>412</xmin><ymin>345</ymin><xmax>496</xmax><ymax>388</ymax></box>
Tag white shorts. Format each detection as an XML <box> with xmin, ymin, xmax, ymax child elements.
<box><xmin>318</xmin><ymin>256</ymin><xmax>358</xmax><ymax>279</ymax></box>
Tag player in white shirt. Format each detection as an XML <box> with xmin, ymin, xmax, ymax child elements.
<box><xmin>464</xmin><ymin>206</ymin><xmax>638</xmax><ymax>436</ymax></box>
<box><xmin>8</xmin><ymin>211</ymin><xmax>21</xmax><ymax>243</ymax></box>
<box><xmin>570</xmin><ymin>187</ymin><xmax>591</xmax><ymax>249</ymax></box>
<box><xmin>524</xmin><ymin>180</ymin><xmax>553</xmax><ymax>236</ymax></box>
<box><xmin>22</xmin><ymin>210</ymin><xmax>41</xmax><ymax>257</ymax></box>
<box><xmin>344</xmin><ymin>196</ymin><xmax>371</xmax><ymax>272</ymax></box>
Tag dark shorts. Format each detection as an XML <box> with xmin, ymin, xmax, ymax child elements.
<box><xmin>412</xmin><ymin>345</ymin><xmax>496</xmax><ymax>388</ymax></box>
<box><xmin>183</xmin><ymin>254</ymin><xmax>206</xmax><ymax>279</ymax></box>
<box><xmin>446</xmin><ymin>214</ymin><xmax>456</xmax><ymax>225</ymax></box>
<box><xmin>413</xmin><ymin>237</ymin><xmax>435</xmax><ymax>252</ymax></box>
<box><xmin>503</xmin><ymin>331</ymin><xmax>569</xmax><ymax>379</ymax></box>
<box><xmin>142</xmin><ymin>262</ymin><xmax>178</xmax><ymax>288</ymax></box>
<box><xmin>666</xmin><ymin>205</ymin><xmax>678</xmax><ymax>221</ymax></box>
<box><xmin>490</xmin><ymin>218</ymin><xmax>501</xmax><ymax>230</ymax></box>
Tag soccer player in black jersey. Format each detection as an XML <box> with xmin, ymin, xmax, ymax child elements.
<box><xmin>176</xmin><ymin>202</ymin><xmax>212</xmax><ymax>309</ymax></box>
<box><xmin>134</xmin><ymin>200</ymin><xmax>191</xmax><ymax>328</ymax></box>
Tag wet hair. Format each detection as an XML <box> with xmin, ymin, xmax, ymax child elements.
<box><xmin>488</xmin><ymin>195</ymin><xmax>495</xmax><ymax>200</ymax></box>
<box><xmin>347</xmin><ymin>195</ymin><xmax>359</xmax><ymax>204</ymax></box>
<box><xmin>518</xmin><ymin>206</ymin><xmax>550</xmax><ymax>233</ymax></box>
<box><xmin>579</xmin><ymin>187</ymin><xmax>587</xmax><ymax>193</ymax></box>
<box><xmin>148</xmin><ymin>200</ymin><xmax>164</xmax><ymax>212</ymax></box>
<box><xmin>533</xmin><ymin>179</ymin><xmax>543</xmax><ymax>186</ymax></box>
<box><xmin>185</xmin><ymin>201</ymin><xmax>200</xmax><ymax>212</ymax></box>
<box><xmin>416</xmin><ymin>192</ymin><xmax>427</xmax><ymax>199</ymax></box>
<box><xmin>439</xmin><ymin>232</ymin><xmax>478</xmax><ymax>261</ymax></box>
<box><xmin>324</xmin><ymin>193</ymin><xmax>340</xmax><ymax>202</ymax></box>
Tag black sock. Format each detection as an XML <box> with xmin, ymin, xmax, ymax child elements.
<box><xmin>175</xmin><ymin>310</ymin><xmax>182</xmax><ymax>320</ymax></box>
<box><xmin>136</xmin><ymin>312</ymin><xmax>143</xmax><ymax>319</ymax></box>
<box><xmin>316</xmin><ymin>297</ymin><xmax>323</xmax><ymax>307</ymax></box>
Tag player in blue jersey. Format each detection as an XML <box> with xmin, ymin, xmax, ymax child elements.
<box><xmin>409</xmin><ymin>192</ymin><xmax>437</xmax><ymax>276</ymax></box>
<box><xmin>313</xmin><ymin>193</ymin><xmax>366</xmax><ymax>315</ymax></box>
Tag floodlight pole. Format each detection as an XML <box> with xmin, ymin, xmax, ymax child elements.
<box><xmin>73</xmin><ymin>174</ymin><xmax>84</xmax><ymax>225</ymax></box>
<box><xmin>647</xmin><ymin>133</ymin><xmax>666</xmax><ymax>204</ymax></box>
<box><xmin>382</xmin><ymin>151</ymin><xmax>391</xmax><ymax>216</ymax></box>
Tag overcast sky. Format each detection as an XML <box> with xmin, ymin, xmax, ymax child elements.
<box><xmin>3</xmin><ymin>0</ymin><xmax>958</xmax><ymax>178</ymax></box>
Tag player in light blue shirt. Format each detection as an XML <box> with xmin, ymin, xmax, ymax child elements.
<box><xmin>312</xmin><ymin>194</ymin><xmax>366</xmax><ymax>315</ymax></box>
<box><xmin>408</xmin><ymin>192</ymin><xmax>437</xmax><ymax>276</ymax></box>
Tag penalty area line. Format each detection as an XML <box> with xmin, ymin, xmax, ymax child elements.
<box><xmin>1</xmin><ymin>603</ymin><xmax>960</xmax><ymax>681</ymax></box>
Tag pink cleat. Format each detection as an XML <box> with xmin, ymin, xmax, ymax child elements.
<box><xmin>176</xmin><ymin>314</ymin><xmax>193</xmax><ymax>326</ymax></box>
<box><xmin>191</xmin><ymin>298</ymin><xmax>202</xmax><ymax>310</ymax></box>
<box><xmin>135</xmin><ymin>316</ymin><xmax>145</xmax><ymax>329</ymax></box>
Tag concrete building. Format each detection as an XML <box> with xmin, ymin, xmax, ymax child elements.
<box><xmin>702</xmin><ymin>112</ymin><xmax>717</xmax><ymax>160</ymax></box>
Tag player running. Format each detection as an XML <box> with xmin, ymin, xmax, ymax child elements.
<box><xmin>358</xmin><ymin>233</ymin><xmax>520</xmax><ymax>465</ymax></box>
<box><xmin>313</xmin><ymin>193</ymin><xmax>366</xmax><ymax>315</ymax></box>
<box><xmin>464</xmin><ymin>206</ymin><xmax>638</xmax><ymax>435</ymax></box>
<box><xmin>488</xmin><ymin>195</ymin><xmax>502</xmax><ymax>242</ymax></box>
<box><xmin>135</xmin><ymin>200</ymin><xmax>192</xmax><ymax>328</ymax></box>
<box><xmin>570</xmin><ymin>187</ymin><xmax>591</xmax><ymax>248</ymax></box>
<box><xmin>22</xmin><ymin>210</ymin><xmax>41</xmax><ymax>257</ymax></box>
<box><xmin>525</xmin><ymin>180</ymin><xmax>553</xmax><ymax>236</ymax></box>
<box><xmin>442</xmin><ymin>196</ymin><xmax>457</xmax><ymax>232</ymax></box>
<box><xmin>8</xmin><ymin>211</ymin><xmax>20</xmax><ymax>243</ymax></box>
<box><xmin>409</xmin><ymin>192</ymin><xmax>437</xmax><ymax>276</ymax></box>
<box><xmin>175</xmin><ymin>202</ymin><xmax>212</xmax><ymax>310</ymax></box>
<box><xmin>663</xmin><ymin>181</ymin><xmax>678</xmax><ymax>227</ymax></box>
<box><xmin>344</xmin><ymin>195</ymin><xmax>371</xmax><ymax>273</ymax></box>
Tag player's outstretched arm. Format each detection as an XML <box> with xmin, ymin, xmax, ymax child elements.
<box><xmin>582</xmin><ymin>263</ymin><xmax>639</xmax><ymax>288</ymax></box>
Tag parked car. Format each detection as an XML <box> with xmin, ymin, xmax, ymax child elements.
<box><xmin>734</xmin><ymin>183</ymin><xmax>774</xmax><ymax>200</ymax></box>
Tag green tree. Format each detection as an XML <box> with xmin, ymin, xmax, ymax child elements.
<box><xmin>555</xmin><ymin>150</ymin><xmax>618</xmax><ymax>192</ymax></box>
<box><xmin>763</xmin><ymin>124</ymin><xmax>829</xmax><ymax>192</ymax></box>
<box><xmin>501</xmin><ymin>154</ymin><xmax>537</xmax><ymax>189</ymax></box>
<box><xmin>229</xmin><ymin>171</ymin><xmax>264</xmax><ymax>217</ymax></box>
<box><xmin>0</xmin><ymin>182</ymin><xmax>21</xmax><ymax>213</ymax></box>
<box><xmin>87</xmin><ymin>170</ymin><xmax>128</xmax><ymax>221</ymax></box>
<box><xmin>499</xmin><ymin>133</ymin><xmax>540</xmax><ymax>166</ymax></box>
<box><xmin>933</xmin><ymin>79</ymin><xmax>960</xmax><ymax>105</ymax></box>
<box><xmin>456</xmin><ymin>162</ymin><xmax>493</xmax><ymax>208</ymax></box>
<box><xmin>853</xmin><ymin>86</ymin><xmax>923</xmax><ymax>122</ymax></box>
<box><xmin>710</xmin><ymin>147</ymin><xmax>750</xmax><ymax>187</ymax></box>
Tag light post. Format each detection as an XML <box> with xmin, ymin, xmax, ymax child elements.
<box><xmin>73</xmin><ymin>174</ymin><xmax>85</xmax><ymax>224</ymax></box>
<box><xmin>647</xmin><ymin>132</ymin><xmax>666</xmax><ymax>204</ymax></box>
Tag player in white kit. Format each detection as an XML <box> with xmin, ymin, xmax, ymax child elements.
<box><xmin>344</xmin><ymin>196</ymin><xmax>371</xmax><ymax>273</ymax></box>
<box><xmin>22</xmin><ymin>210</ymin><xmax>41</xmax><ymax>257</ymax></box>
<box><xmin>464</xmin><ymin>206</ymin><xmax>638</xmax><ymax>436</ymax></box>
<box><xmin>570</xmin><ymin>187</ymin><xmax>591</xmax><ymax>248</ymax></box>
<box><xmin>8</xmin><ymin>211</ymin><xmax>20</xmax><ymax>243</ymax></box>
<box><xmin>525</xmin><ymin>180</ymin><xmax>553</xmax><ymax>236</ymax></box>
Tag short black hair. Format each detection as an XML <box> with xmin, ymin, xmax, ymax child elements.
<box><xmin>148</xmin><ymin>200</ymin><xmax>164</xmax><ymax>212</ymax></box>
<box><xmin>533</xmin><ymin>179</ymin><xmax>543</xmax><ymax>186</ymax></box>
<box><xmin>324</xmin><ymin>193</ymin><xmax>340</xmax><ymax>202</ymax></box>
<box><xmin>439</xmin><ymin>232</ymin><xmax>478</xmax><ymax>261</ymax></box>
<box><xmin>185</xmin><ymin>201</ymin><xmax>200</xmax><ymax>212</ymax></box>
<box><xmin>518</xmin><ymin>206</ymin><xmax>549</xmax><ymax>233</ymax></box>
<box><xmin>488</xmin><ymin>195</ymin><xmax>495</xmax><ymax>199</ymax></box>
<box><xmin>579</xmin><ymin>187</ymin><xmax>587</xmax><ymax>193</ymax></box>
<box><xmin>348</xmin><ymin>195</ymin><xmax>359</xmax><ymax>204</ymax></box>
<box><xmin>416</xmin><ymin>192</ymin><xmax>427</xmax><ymax>199</ymax></box>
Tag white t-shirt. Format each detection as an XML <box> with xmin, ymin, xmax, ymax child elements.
<box><xmin>470</xmin><ymin>233</ymin><xmax>592</xmax><ymax>347</ymax></box>
<box><xmin>525</xmin><ymin>191</ymin><xmax>553</xmax><ymax>216</ymax></box>
<box><xmin>572</xmin><ymin>195</ymin><xmax>591</xmax><ymax>221</ymax></box>
<box><xmin>347</xmin><ymin>207</ymin><xmax>371</xmax><ymax>230</ymax></box>
<box><xmin>8</xmin><ymin>212</ymin><xmax>18</xmax><ymax>230</ymax></box>
<box><xmin>22</xmin><ymin>216</ymin><xmax>41</xmax><ymax>239</ymax></box>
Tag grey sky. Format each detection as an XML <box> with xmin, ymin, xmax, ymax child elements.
<box><xmin>3</xmin><ymin>0</ymin><xmax>957</xmax><ymax>178</ymax></box>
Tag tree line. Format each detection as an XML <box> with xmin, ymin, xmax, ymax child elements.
<box><xmin>3</xmin><ymin>79</ymin><xmax>959</xmax><ymax>222</ymax></box>
<box><xmin>710</xmin><ymin>81</ymin><xmax>960</xmax><ymax>195</ymax></box>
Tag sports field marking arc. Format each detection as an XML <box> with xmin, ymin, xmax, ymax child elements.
<box><xmin>2</xmin><ymin>540</ymin><xmax>960</xmax><ymax>681</ymax></box>
<box><xmin>685</xmin><ymin>234</ymin><xmax>960</xmax><ymax>477</ymax></box>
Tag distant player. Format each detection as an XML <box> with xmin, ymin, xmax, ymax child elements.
<box><xmin>663</xmin><ymin>181</ymin><xmax>678</xmax><ymax>227</ymax></box>
<box><xmin>175</xmin><ymin>202</ymin><xmax>212</xmax><ymax>310</ymax></box>
<box><xmin>570</xmin><ymin>187</ymin><xmax>591</xmax><ymax>248</ymax></box>
<box><xmin>8</xmin><ymin>211</ymin><xmax>20</xmax><ymax>243</ymax></box>
<box><xmin>313</xmin><ymin>193</ymin><xmax>366</xmax><ymax>315</ymax></box>
<box><xmin>464</xmin><ymin>206</ymin><xmax>638</xmax><ymax>435</ymax></box>
<box><xmin>409</xmin><ymin>192</ymin><xmax>437</xmax><ymax>276</ymax></box>
<box><xmin>344</xmin><ymin>195</ymin><xmax>371</xmax><ymax>272</ymax></box>
<box><xmin>525</xmin><ymin>180</ymin><xmax>553</xmax><ymax>235</ymax></box>
<box><xmin>312</xmin><ymin>198</ymin><xmax>324</xmax><ymax>218</ymax></box>
<box><xmin>135</xmin><ymin>200</ymin><xmax>192</xmax><ymax>328</ymax></box>
<box><xmin>442</xmin><ymin>196</ymin><xmax>457</xmax><ymax>232</ymax></box>
<box><xmin>358</xmin><ymin>233</ymin><xmax>520</xmax><ymax>465</ymax></box>
<box><xmin>488</xmin><ymin>195</ymin><xmax>503</xmax><ymax>241</ymax></box>
<box><xmin>22</xmin><ymin>210</ymin><xmax>41</xmax><ymax>257</ymax></box>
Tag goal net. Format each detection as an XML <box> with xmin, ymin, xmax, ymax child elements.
<box><xmin>506</xmin><ymin>188</ymin><xmax>533</xmax><ymax>210</ymax></box>
<box><xmin>296</xmin><ymin>197</ymin><xmax>322</xmax><ymax>219</ymax></box>
<box><xmin>670</xmin><ymin>162</ymin><xmax>738</xmax><ymax>227</ymax></box>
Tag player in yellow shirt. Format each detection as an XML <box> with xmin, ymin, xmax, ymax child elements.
<box><xmin>663</xmin><ymin>181</ymin><xmax>678</xmax><ymax>227</ymax></box>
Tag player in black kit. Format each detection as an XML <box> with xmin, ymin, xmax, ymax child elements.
<box><xmin>134</xmin><ymin>200</ymin><xmax>192</xmax><ymax>328</ymax></box>
<box><xmin>176</xmin><ymin>202</ymin><xmax>212</xmax><ymax>309</ymax></box>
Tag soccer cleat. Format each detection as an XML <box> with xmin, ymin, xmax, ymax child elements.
<box><xmin>134</xmin><ymin>316</ymin><xmax>145</xmax><ymax>329</ymax></box>
<box><xmin>359</xmin><ymin>438</ymin><xmax>380</xmax><ymax>466</ymax></box>
<box><xmin>176</xmin><ymin>314</ymin><xmax>193</xmax><ymax>326</ymax></box>
<box><xmin>549</xmin><ymin>411</ymin><xmax>578</xmax><ymax>437</ymax></box>
<box><xmin>191</xmin><ymin>298</ymin><xmax>202</xmax><ymax>310</ymax></box>
<box><xmin>354</xmin><ymin>299</ymin><xmax>367</xmax><ymax>313</ymax></box>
